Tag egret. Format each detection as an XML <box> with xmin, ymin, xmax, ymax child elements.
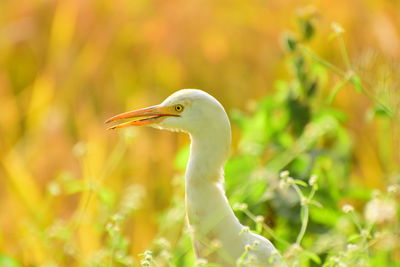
<box><xmin>106</xmin><ymin>89</ymin><xmax>285</xmax><ymax>266</ymax></box>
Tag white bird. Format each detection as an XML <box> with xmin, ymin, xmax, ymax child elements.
<box><xmin>106</xmin><ymin>89</ymin><xmax>285</xmax><ymax>266</ymax></box>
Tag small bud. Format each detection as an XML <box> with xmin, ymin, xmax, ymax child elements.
<box><xmin>111</xmin><ymin>214</ymin><xmax>123</xmax><ymax>222</ymax></box>
<box><xmin>159</xmin><ymin>250</ymin><xmax>172</xmax><ymax>261</ymax></box>
<box><xmin>330</xmin><ymin>256</ymin><xmax>340</xmax><ymax>263</ymax></box>
<box><xmin>387</xmin><ymin>184</ymin><xmax>399</xmax><ymax>193</ymax></box>
<box><xmin>244</xmin><ymin>244</ymin><xmax>252</xmax><ymax>251</ymax></box>
<box><xmin>140</xmin><ymin>259</ymin><xmax>150</xmax><ymax>266</ymax></box>
<box><xmin>269</xmin><ymin>250</ymin><xmax>279</xmax><ymax>263</ymax></box>
<box><xmin>309</xmin><ymin>175</ymin><xmax>318</xmax><ymax>186</ymax></box>
<box><xmin>280</xmin><ymin>170</ymin><xmax>290</xmax><ymax>179</ymax></box>
<box><xmin>155</xmin><ymin>237</ymin><xmax>170</xmax><ymax>249</ymax></box>
<box><xmin>287</xmin><ymin>177</ymin><xmax>294</xmax><ymax>185</ymax></box>
<box><xmin>196</xmin><ymin>258</ymin><xmax>208</xmax><ymax>265</ymax></box>
<box><xmin>342</xmin><ymin>204</ymin><xmax>354</xmax><ymax>213</ymax></box>
<box><xmin>233</xmin><ymin>203</ymin><xmax>248</xmax><ymax>211</ymax></box>
<box><xmin>241</xmin><ymin>226</ymin><xmax>250</xmax><ymax>234</ymax></box>
<box><xmin>364</xmin><ymin>198</ymin><xmax>397</xmax><ymax>224</ymax></box>
<box><xmin>360</xmin><ymin>229</ymin><xmax>370</xmax><ymax>238</ymax></box>
<box><xmin>331</xmin><ymin>22</ymin><xmax>345</xmax><ymax>35</ymax></box>
<box><xmin>47</xmin><ymin>182</ymin><xmax>61</xmax><ymax>196</ymax></box>
<box><xmin>255</xmin><ymin>216</ymin><xmax>264</xmax><ymax>223</ymax></box>
<box><xmin>247</xmin><ymin>254</ymin><xmax>258</xmax><ymax>263</ymax></box>
<box><xmin>105</xmin><ymin>222</ymin><xmax>113</xmax><ymax>231</ymax></box>
<box><xmin>72</xmin><ymin>142</ymin><xmax>87</xmax><ymax>157</ymax></box>
<box><xmin>347</xmin><ymin>243</ymin><xmax>358</xmax><ymax>252</ymax></box>
<box><xmin>115</xmin><ymin>251</ymin><xmax>124</xmax><ymax>260</ymax></box>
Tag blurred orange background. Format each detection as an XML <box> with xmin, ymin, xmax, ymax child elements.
<box><xmin>0</xmin><ymin>0</ymin><xmax>399</xmax><ymax>265</ymax></box>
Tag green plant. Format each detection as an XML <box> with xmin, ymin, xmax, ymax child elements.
<box><xmin>141</xmin><ymin>12</ymin><xmax>400</xmax><ymax>266</ymax></box>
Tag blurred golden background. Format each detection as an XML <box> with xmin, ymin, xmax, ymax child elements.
<box><xmin>0</xmin><ymin>0</ymin><xmax>399</xmax><ymax>265</ymax></box>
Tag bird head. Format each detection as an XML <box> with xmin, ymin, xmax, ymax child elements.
<box><xmin>105</xmin><ymin>89</ymin><xmax>231</xmax><ymax>136</ymax></box>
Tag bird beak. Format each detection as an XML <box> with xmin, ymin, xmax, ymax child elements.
<box><xmin>105</xmin><ymin>105</ymin><xmax>179</xmax><ymax>130</ymax></box>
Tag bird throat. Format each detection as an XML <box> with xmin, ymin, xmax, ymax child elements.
<box><xmin>185</xmin><ymin>131</ymin><xmax>243</xmax><ymax>263</ymax></box>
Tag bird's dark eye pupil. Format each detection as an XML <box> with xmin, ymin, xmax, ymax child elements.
<box><xmin>176</xmin><ymin>105</ymin><xmax>183</xmax><ymax>112</ymax></box>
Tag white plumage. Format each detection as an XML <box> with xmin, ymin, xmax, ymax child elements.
<box><xmin>106</xmin><ymin>89</ymin><xmax>286</xmax><ymax>266</ymax></box>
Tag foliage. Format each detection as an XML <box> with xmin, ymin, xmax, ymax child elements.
<box><xmin>144</xmin><ymin>15</ymin><xmax>400</xmax><ymax>267</ymax></box>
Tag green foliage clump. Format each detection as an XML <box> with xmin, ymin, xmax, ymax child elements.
<box><xmin>144</xmin><ymin>13</ymin><xmax>400</xmax><ymax>267</ymax></box>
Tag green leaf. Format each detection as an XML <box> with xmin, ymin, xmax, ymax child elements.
<box><xmin>327</xmin><ymin>78</ymin><xmax>349</xmax><ymax>104</ymax></box>
<box><xmin>294</xmin><ymin>180</ymin><xmax>308</xmax><ymax>187</ymax></box>
<box><xmin>97</xmin><ymin>187</ymin><xmax>116</xmax><ymax>207</ymax></box>
<box><xmin>282</xmin><ymin>33</ymin><xmax>297</xmax><ymax>52</ymax></box>
<box><xmin>300</xmin><ymin>20</ymin><xmax>315</xmax><ymax>41</ymax></box>
<box><xmin>302</xmin><ymin>250</ymin><xmax>321</xmax><ymax>264</ymax></box>
<box><xmin>309</xmin><ymin>207</ymin><xmax>340</xmax><ymax>226</ymax></box>
<box><xmin>64</xmin><ymin>179</ymin><xmax>86</xmax><ymax>195</ymax></box>
<box><xmin>350</xmin><ymin>75</ymin><xmax>363</xmax><ymax>92</ymax></box>
<box><xmin>0</xmin><ymin>254</ymin><xmax>21</xmax><ymax>267</ymax></box>
<box><xmin>308</xmin><ymin>200</ymin><xmax>323</xmax><ymax>208</ymax></box>
<box><xmin>347</xmin><ymin>234</ymin><xmax>362</xmax><ymax>242</ymax></box>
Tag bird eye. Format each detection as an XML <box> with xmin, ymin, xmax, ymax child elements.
<box><xmin>175</xmin><ymin>104</ymin><xmax>184</xmax><ymax>112</ymax></box>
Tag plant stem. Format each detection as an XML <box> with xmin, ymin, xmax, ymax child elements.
<box><xmin>338</xmin><ymin>35</ymin><xmax>351</xmax><ymax>71</ymax></box>
<box><xmin>243</xmin><ymin>209</ymin><xmax>291</xmax><ymax>247</ymax></box>
<box><xmin>300</xmin><ymin>45</ymin><xmax>346</xmax><ymax>77</ymax></box>
<box><xmin>296</xmin><ymin>205</ymin><xmax>309</xmax><ymax>245</ymax></box>
<box><xmin>291</xmin><ymin>183</ymin><xmax>309</xmax><ymax>245</ymax></box>
<box><xmin>300</xmin><ymin>45</ymin><xmax>395</xmax><ymax>118</ymax></box>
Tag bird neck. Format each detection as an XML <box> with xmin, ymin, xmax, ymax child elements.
<box><xmin>185</xmin><ymin>124</ymin><xmax>244</xmax><ymax>257</ymax></box>
<box><xmin>186</xmin><ymin>121</ymin><xmax>231</xmax><ymax>183</ymax></box>
<box><xmin>185</xmin><ymin>128</ymin><xmax>231</xmax><ymax>212</ymax></box>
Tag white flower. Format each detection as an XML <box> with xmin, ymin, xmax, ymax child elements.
<box><xmin>280</xmin><ymin>170</ymin><xmax>290</xmax><ymax>179</ymax></box>
<box><xmin>255</xmin><ymin>215</ymin><xmax>264</xmax><ymax>223</ymax></box>
<box><xmin>331</xmin><ymin>22</ymin><xmax>345</xmax><ymax>34</ymax></box>
<box><xmin>346</xmin><ymin>243</ymin><xmax>359</xmax><ymax>252</ymax></box>
<box><xmin>286</xmin><ymin>177</ymin><xmax>294</xmax><ymax>185</ymax></box>
<box><xmin>387</xmin><ymin>184</ymin><xmax>399</xmax><ymax>193</ymax></box>
<box><xmin>240</xmin><ymin>226</ymin><xmax>250</xmax><ymax>234</ymax></box>
<box><xmin>244</xmin><ymin>244</ymin><xmax>252</xmax><ymax>251</ymax></box>
<box><xmin>342</xmin><ymin>204</ymin><xmax>354</xmax><ymax>213</ymax></box>
<box><xmin>196</xmin><ymin>258</ymin><xmax>208</xmax><ymax>265</ymax></box>
<box><xmin>47</xmin><ymin>182</ymin><xmax>61</xmax><ymax>196</ymax></box>
<box><xmin>72</xmin><ymin>142</ymin><xmax>87</xmax><ymax>157</ymax></box>
<box><xmin>309</xmin><ymin>175</ymin><xmax>318</xmax><ymax>186</ymax></box>
<box><xmin>233</xmin><ymin>203</ymin><xmax>248</xmax><ymax>211</ymax></box>
<box><xmin>364</xmin><ymin>198</ymin><xmax>397</xmax><ymax>224</ymax></box>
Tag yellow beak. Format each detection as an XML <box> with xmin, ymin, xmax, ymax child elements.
<box><xmin>105</xmin><ymin>105</ymin><xmax>179</xmax><ymax>130</ymax></box>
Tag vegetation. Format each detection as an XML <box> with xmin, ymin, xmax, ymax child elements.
<box><xmin>0</xmin><ymin>1</ymin><xmax>399</xmax><ymax>267</ymax></box>
<box><xmin>146</xmin><ymin>16</ymin><xmax>400</xmax><ymax>266</ymax></box>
